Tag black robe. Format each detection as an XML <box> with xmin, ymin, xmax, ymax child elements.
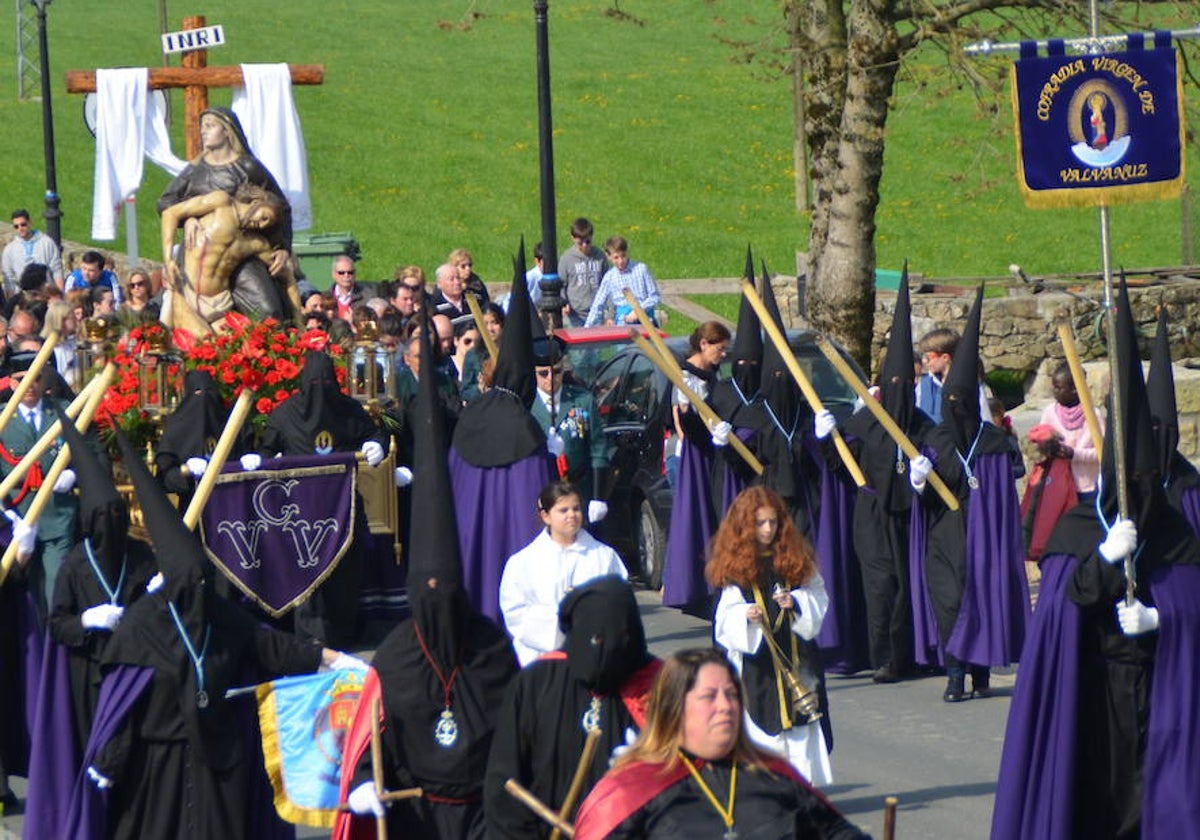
<box><xmin>484</xmin><ymin>655</ymin><xmax>660</xmax><ymax>839</ymax></box>
<box><xmin>843</xmin><ymin>407</ymin><xmax>935</xmax><ymax>672</ymax></box>
<box><xmin>94</xmin><ymin>593</ymin><xmax>321</xmax><ymax>840</ymax></box>
<box><xmin>598</xmin><ymin>757</ymin><xmax>866</xmax><ymax>839</ymax></box>
<box><xmin>351</xmin><ymin>614</ymin><xmax>517</xmax><ymax>839</ymax></box>
<box><xmin>47</xmin><ymin>538</ymin><xmax>156</xmax><ymax>754</ymax></box>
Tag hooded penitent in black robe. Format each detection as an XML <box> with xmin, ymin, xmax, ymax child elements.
<box><xmin>47</xmin><ymin>405</ymin><xmax>156</xmax><ymax>753</ymax></box>
<box><xmin>842</xmin><ymin>271</ymin><xmax>934</xmax><ymax>679</ymax></box>
<box><xmin>335</xmin><ymin>317</ymin><xmax>518</xmax><ymax>840</ymax></box>
<box><xmin>450</xmin><ymin>244</ymin><xmax>554</xmax><ymax>620</ymax></box>
<box><xmin>155</xmin><ymin>369</ymin><xmax>251</xmax><ymax>501</ymax></box>
<box><xmin>992</xmin><ymin>275</ymin><xmax>1200</xmax><ymax>840</ymax></box>
<box><xmin>914</xmin><ymin>286</ymin><xmax>1027</xmax><ymax>696</ymax></box>
<box><xmin>69</xmin><ymin>427</ymin><xmax>321</xmax><ymax>840</ymax></box>
<box><xmin>485</xmin><ymin>575</ymin><xmax>662</xmax><ymax>839</ymax></box>
<box><xmin>261</xmin><ymin>351</ymin><xmax>383</xmax><ymax>647</ymax></box>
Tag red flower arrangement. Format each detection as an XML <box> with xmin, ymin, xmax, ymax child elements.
<box><xmin>96</xmin><ymin>312</ymin><xmax>345</xmax><ymax>448</ymax></box>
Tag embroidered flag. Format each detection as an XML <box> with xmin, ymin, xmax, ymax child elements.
<box><xmin>1010</xmin><ymin>36</ymin><xmax>1185</xmax><ymax>208</ymax></box>
<box><xmin>200</xmin><ymin>453</ymin><xmax>357</xmax><ymax>616</ymax></box>
<box><xmin>256</xmin><ymin>669</ymin><xmax>366</xmax><ymax>827</ymax></box>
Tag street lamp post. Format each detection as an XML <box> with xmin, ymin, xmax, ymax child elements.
<box><xmin>32</xmin><ymin>0</ymin><xmax>62</xmax><ymax>247</ymax></box>
<box><xmin>533</xmin><ymin>0</ymin><xmax>562</xmax><ymax>331</ymax></box>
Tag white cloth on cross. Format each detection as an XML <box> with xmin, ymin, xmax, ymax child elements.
<box><xmin>91</xmin><ymin>68</ymin><xmax>187</xmax><ymax>240</ymax></box>
<box><xmin>232</xmin><ymin>63</ymin><xmax>312</xmax><ymax>231</ymax></box>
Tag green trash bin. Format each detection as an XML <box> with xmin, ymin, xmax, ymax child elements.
<box><xmin>292</xmin><ymin>232</ymin><xmax>362</xmax><ymax>289</ymax></box>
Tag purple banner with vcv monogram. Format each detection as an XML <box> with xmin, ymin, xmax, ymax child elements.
<box><xmin>1010</xmin><ymin>36</ymin><xmax>1184</xmax><ymax>209</ymax></box>
<box><xmin>200</xmin><ymin>453</ymin><xmax>358</xmax><ymax>617</ymax></box>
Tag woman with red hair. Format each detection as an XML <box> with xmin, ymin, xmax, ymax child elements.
<box><xmin>707</xmin><ymin>486</ymin><xmax>833</xmax><ymax>786</ymax></box>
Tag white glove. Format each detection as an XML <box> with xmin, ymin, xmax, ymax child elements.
<box><xmin>394</xmin><ymin>466</ymin><xmax>413</xmax><ymax>488</ymax></box>
<box><xmin>588</xmin><ymin>500</ymin><xmax>609</xmax><ymax>524</ymax></box>
<box><xmin>610</xmin><ymin>726</ymin><xmax>639</xmax><ymax>763</ymax></box>
<box><xmin>4</xmin><ymin>509</ymin><xmax>37</xmax><ymax>556</ymax></box>
<box><xmin>814</xmin><ymin>409</ymin><xmax>837</xmax><ymax>440</ymax></box>
<box><xmin>239</xmin><ymin>453</ymin><xmax>263</xmax><ymax>472</ymax></box>
<box><xmin>909</xmin><ymin>455</ymin><xmax>932</xmax><ymax>491</ymax></box>
<box><xmin>328</xmin><ymin>652</ymin><xmax>369</xmax><ymax>671</ymax></box>
<box><xmin>185</xmin><ymin>457</ymin><xmax>208</xmax><ymax>478</ymax></box>
<box><xmin>1099</xmin><ymin>519</ymin><xmax>1138</xmax><ymax>564</ymax></box>
<box><xmin>361</xmin><ymin>440</ymin><xmax>385</xmax><ymax>467</ymax></box>
<box><xmin>546</xmin><ymin>430</ymin><xmax>566</xmax><ymax>457</ymax></box>
<box><xmin>86</xmin><ymin>765</ymin><xmax>113</xmax><ymax>790</ymax></box>
<box><xmin>1117</xmin><ymin>599</ymin><xmax>1160</xmax><ymax>636</ymax></box>
<box><xmin>146</xmin><ymin>572</ymin><xmax>165</xmax><ymax>594</ymax></box>
<box><xmin>53</xmin><ymin>468</ymin><xmax>77</xmax><ymax>494</ymax></box>
<box><xmin>348</xmin><ymin>780</ymin><xmax>385</xmax><ymax>817</ymax></box>
<box><xmin>708</xmin><ymin>420</ymin><xmax>732</xmax><ymax>448</ymax></box>
<box><xmin>867</xmin><ymin>385</ymin><xmax>881</xmax><ymax>401</ymax></box>
<box><xmin>81</xmin><ymin>603</ymin><xmax>124</xmax><ymax>631</ymax></box>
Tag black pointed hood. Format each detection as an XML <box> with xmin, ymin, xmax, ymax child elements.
<box><xmin>407</xmin><ymin>308</ymin><xmax>470</xmax><ymax>664</ymax></box>
<box><xmin>54</xmin><ymin>404</ymin><xmax>127</xmax><ymax>570</ymax></box>
<box><xmin>452</xmin><ymin>241</ymin><xmax>546</xmax><ymax>467</ymax></box>
<box><xmin>939</xmin><ymin>285</ymin><xmax>984</xmax><ymax>451</ymax></box>
<box><xmin>729</xmin><ymin>246</ymin><xmax>763</xmax><ymax>400</ymax></box>
<box><xmin>492</xmin><ymin>238</ymin><xmax>535</xmax><ymax>404</ymax></box>
<box><xmin>157</xmin><ymin>370</ymin><xmax>227</xmax><ymax>462</ymax></box>
<box><xmin>1099</xmin><ymin>273</ymin><xmax>1159</xmax><ymax>527</ymax></box>
<box><xmin>114</xmin><ymin>423</ymin><xmax>209</xmax><ymax>632</ymax></box>
<box><xmin>879</xmin><ymin>261</ymin><xmax>916</xmax><ymax>431</ymax></box>
<box><xmin>758</xmin><ymin>259</ymin><xmax>801</xmax><ymax>428</ymax></box>
<box><xmin>1147</xmin><ymin>306</ymin><xmax>1179</xmax><ymax>478</ymax></box>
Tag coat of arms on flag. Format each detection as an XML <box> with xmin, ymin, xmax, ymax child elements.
<box><xmin>256</xmin><ymin>669</ymin><xmax>366</xmax><ymax>827</ymax></box>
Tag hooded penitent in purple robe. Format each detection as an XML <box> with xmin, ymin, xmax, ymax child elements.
<box><xmin>812</xmin><ymin>447</ymin><xmax>870</xmax><ymax>674</ymax></box>
<box><xmin>662</xmin><ymin>436</ymin><xmax>718</xmax><ymax>609</ymax></box>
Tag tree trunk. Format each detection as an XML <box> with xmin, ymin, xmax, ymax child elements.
<box><xmin>806</xmin><ymin>0</ymin><xmax>899</xmax><ymax>371</ymax></box>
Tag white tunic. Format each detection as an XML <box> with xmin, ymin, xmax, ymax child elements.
<box><xmin>713</xmin><ymin>574</ymin><xmax>834</xmax><ymax>787</ymax></box>
<box><xmin>499</xmin><ymin>528</ymin><xmax>628</xmax><ymax>666</ymax></box>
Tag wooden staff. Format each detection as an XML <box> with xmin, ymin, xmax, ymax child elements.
<box><xmin>620</xmin><ymin>290</ymin><xmax>762</xmax><ymax>475</ymax></box>
<box><xmin>0</xmin><ymin>331</ymin><xmax>58</xmax><ymax>436</ymax></box>
<box><xmin>464</xmin><ymin>292</ymin><xmax>500</xmax><ymax>360</ymax></box>
<box><xmin>739</xmin><ymin>281</ymin><xmax>867</xmax><ymax>487</ymax></box>
<box><xmin>0</xmin><ymin>363</ymin><xmax>114</xmax><ymax>584</ymax></box>
<box><xmin>181</xmin><ymin>388</ymin><xmax>254</xmax><ymax>531</ymax></box>
<box><xmin>628</xmin><ymin>331</ymin><xmax>762</xmax><ymax>476</ymax></box>
<box><xmin>1056</xmin><ymin>323</ymin><xmax>1104</xmax><ymax>461</ymax></box>
<box><xmin>0</xmin><ymin>370</ymin><xmax>110</xmax><ymax>502</ymax></box>
<box><xmin>884</xmin><ymin>795</ymin><xmax>898</xmax><ymax>840</ymax></box>
<box><xmin>337</xmin><ymin>788</ymin><xmax>424</xmax><ymax>811</ymax></box>
<box><xmin>505</xmin><ymin>779</ymin><xmax>576</xmax><ymax>838</ymax></box>
<box><xmin>370</xmin><ymin>696</ymin><xmax>388</xmax><ymax>840</ymax></box>
<box><xmin>814</xmin><ymin>337</ymin><xmax>959</xmax><ymax>511</ymax></box>
<box><xmin>550</xmin><ymin>728</ymin><xmax>602</xmax><ymax>840</ymax></box>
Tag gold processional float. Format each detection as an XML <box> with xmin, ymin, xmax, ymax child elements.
<box><xmin>0</xmin><ymin>315</ymin><xmax>404</xmax><ymax>585</ymax></box>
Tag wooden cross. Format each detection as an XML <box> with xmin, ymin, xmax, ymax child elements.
<box><xmin>64</xmin><ymin>15</ymin><xmax>324</xmax><ymax>160</ymax></box>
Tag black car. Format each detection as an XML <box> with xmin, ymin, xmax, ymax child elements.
<box><xmin>588</xmin><ymin>330</ymin><xmax>865</xmax><ymax>587</ymax></box>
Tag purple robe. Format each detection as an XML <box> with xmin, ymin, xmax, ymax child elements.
<box><xmin>1142</xmin><ymin>563</ymin><xmax>1200</xmax><ymax>837</ymax></box>
<box><xmin>63</xmin><ymin>664</ymin><xmax>156</xmax><ymax>840</ymax></box>
<box><xmin>907</xmin><ymin>499</ymin><xmax>943</xmax><ymax>667</ymax></box>
<box><xmin>990</xmin><ymin>552</ymin><xmax>1081</xmax><ymax>840</ymax></box>
<box><xmin>812</xmin><ymin>453</ymin><xmax>870</xmax><ymax>674</ymax></box>
<box><xmin>946</xmin><ymin>453</ymin><xmax>1030</xmax><ymax>666</ymax></box>
<box><xmin>22</xmin><ymin>638</ymin><xmax>78</xmax><ymax>839</ymax></box>
<box><xmin>449</xmin><ymin>448</ymin><xmax>554</xmax><ymax>621</ymax></box>
<box><xmin>663</xmin><ymin>439</ymin><xmax>717</xmax><ymax>608</ymax></box>
<box><xmin>1175</xmin><ymin>485</ymin><xmax>1200</xmax><ymax>541</ymax></box>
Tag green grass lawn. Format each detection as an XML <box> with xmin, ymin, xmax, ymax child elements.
<box><xmin>1</xmin><ymin>1</ymin><xmax>1196</xmax><ymax>288</ymax></box>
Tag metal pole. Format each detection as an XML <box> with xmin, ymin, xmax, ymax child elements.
<box><xmin>964</xmin><ymin>23</ymin><xmax>1200</xmax><ymax>55</ymax></box>
<box><xmin>533</xmin><ymin>0</ymin><xmax>562</xmax><ymax>331</ymax></box>
<box><xmin>33</xmin><ymin>0</ymin><xmax>61</xmax><ymax>247</ymax></box>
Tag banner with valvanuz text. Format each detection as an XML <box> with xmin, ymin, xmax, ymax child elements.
<box><xmin>1011</xmin><ymin>40</ymin><xmax>1184</xmax><ymax>208</ymax></box>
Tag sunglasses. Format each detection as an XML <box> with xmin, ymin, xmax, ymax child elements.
<box><xmin>129</xmin><ymin>281</ymin><xmax>146</xmax><ymax>289</ymax></box>
<box><xmin>335</xmin><ymin>270</ymin><xmax>356</xmax><ymax>276</ymax></box>
<box><xmin>535</xmin><ymin>368</ymin><xmax>564</xmax><ymax>377</ymax></box>
<box><xmin>12</xmin><ymin>222</ymin><xmax>29</xmax><ymax>229</ymax></box>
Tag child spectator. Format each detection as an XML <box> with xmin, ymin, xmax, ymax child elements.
<box><xmin>583</xmin><ymin>235</ymin><xmax>661</xmax><ymax>327</ymax></box>
<box><xmin>915</xmin><ymin>328</ymin><xmax>959</xmax><ymax>423</ymax></box>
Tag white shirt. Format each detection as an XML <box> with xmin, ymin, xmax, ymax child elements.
<box><xmin>21</xmin><ymin>405</ymin><xmax>43</xmax><ymax>434</ymax></box>
<box><xmin>500</xmin><ymin>528</ymin><xmax>627</xmax><ymax>666</ymax></box>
